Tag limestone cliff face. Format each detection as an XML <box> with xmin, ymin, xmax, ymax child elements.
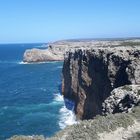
<box><xmin>23</xmin><ymin>48</ymin><xmax>64</xmax><ymax>62</ymax></box>
<box><xmin>23</xmin><ymin>39</ymin><xmax>140</xmax><ymax>62</ymax></box>
<box><xmin>62</xmin><ymin>47</ymin><xmax>140</xmax><ymax>119</ymax></box>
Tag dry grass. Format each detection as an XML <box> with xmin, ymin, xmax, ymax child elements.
<box><xmin>8</xmin><ymin>106</ymin><xmax>140</xmax><ymax>140</ymax></box>
<box><xmin>48</xmin><ymin>106</ymin><xmax>140</xmax><ymax>140</ymax></box>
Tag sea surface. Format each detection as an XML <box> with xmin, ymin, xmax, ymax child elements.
<box><xmin>0</xmin><ymin>44</ymin><xmax>76</xmax><ymax>140</ymax></box>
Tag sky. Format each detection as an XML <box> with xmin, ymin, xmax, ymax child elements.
<box><xmin>0</xmin><ymin>0</ymin><xmax>140</xmax><ymax>43</ymax></box>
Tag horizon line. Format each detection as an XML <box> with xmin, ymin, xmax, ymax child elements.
<box><xmin>0</xmin><ymin>37</ymin><xmax>140</xmax><ymax>44</ymax></box>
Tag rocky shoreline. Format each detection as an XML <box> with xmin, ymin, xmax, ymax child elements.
<box><xmin>9</xmin><ymin>39</ymin><xmax>140</xmax><ymax>140</ymax></box>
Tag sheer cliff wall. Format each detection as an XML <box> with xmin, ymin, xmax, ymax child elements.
<box><xmin>62</xmin><ymin>47</ymin><xmax>140</xmax><ymax>119</ymax></box>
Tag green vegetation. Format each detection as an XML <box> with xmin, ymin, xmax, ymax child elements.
<box><xmin>121</xmin><ymin>85</ymin><xmax>133</xmax><ymax>91</ymax></box>
<box><xmin>138</xmin><ymin>90</ymin><xmax>140</xmax><ymax>95</ymax></box>
<box><xmin>48</xmin><ymin>106</ymin><xmax>140</xmax><ymax>140</ymax></box>
<box><xmin>127</xmin><ymin>132</ymin><xmax>140</xmax><ymax>140</ymax></box>
<box><xmin>121</xmin><ymin>41</ymin><xmax>140</xmax><ymax>46</ymax></box>
<box><xmin>8</xmin><ymin>106</ymin><xmax>140</xmax><ymax>140</ymax></box>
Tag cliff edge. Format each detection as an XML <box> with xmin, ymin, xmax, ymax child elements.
<box><xmin>23</xmin><ymin>39</ymin><xmax>140</xmax><ymax>63</ymax></box>
<box><xmin>62</xmin><ymin>46</ymin><xmax>140</xmax><ymax>119</ymax></box>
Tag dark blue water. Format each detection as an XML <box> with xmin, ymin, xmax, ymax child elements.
<box><xmin>0</xmin><ymin>44</ymin><xmax>71</xmax><ymax>139</ymax></box>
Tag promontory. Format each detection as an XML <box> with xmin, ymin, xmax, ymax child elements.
<box><xmin>23</xmin><ymin>39</ymin><xmax>140</xmax><ymax>63</ymax></box>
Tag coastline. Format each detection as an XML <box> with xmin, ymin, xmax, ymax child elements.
<box><xmin>19</xmin><ymin>61</ymin><xmax>64</xmax><ymax>65</ymax></box>
<box><xmin>7</xmin><ymin>39</ymin><xmax>140</xmax><ymax>140</ymax></box>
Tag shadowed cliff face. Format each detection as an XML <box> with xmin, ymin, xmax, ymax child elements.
<box><xmin>62</xmin><ymin>47</ymin><xmax>140</xmax><ymax>119</ymax></box>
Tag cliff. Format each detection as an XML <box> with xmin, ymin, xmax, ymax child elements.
<box><xmin>23</xmin><ymin>39</ymin><xmax>140</xmax><ymax>63</ymax></box>
<box><xmin>62</xmin><ymin>47</ymin><xmax>140</xmax><ymax>119</ymax></box>
<box><xmin>9</xmin><ymin>45</ymin><xmax>140</xmax><ymax>140</ymax></box>
<box><xmin>23</xmin><ymin>48</ymin><xmax>64</xmax><ymax>62</ymax></box>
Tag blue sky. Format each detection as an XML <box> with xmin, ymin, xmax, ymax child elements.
<box><xmin>0</xmin><ymin>0</ymin><xmax>140</xmax><ymax>43</ymax></box>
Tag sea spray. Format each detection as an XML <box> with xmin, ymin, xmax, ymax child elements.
<box><xmin>19</xmin><ymin>61</ymin><xmax>47</xmax><ymax>65</ymax></box>
<box><xmin>19</xmin><ymin>61</ymin><xmax>63</xmax><ymax>65</ymax></box>
<box><xmin>59</xmin><ymin>106</ymin><xmax>77</xmax><ymax>129</ymax></box>
<box><xmin>53</xmin><ymin>94</ymin><xmax>77</xmax><ymax>129</ymax></box>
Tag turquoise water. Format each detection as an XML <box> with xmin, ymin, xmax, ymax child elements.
<box><xmin>0</xmin><ymin>44</ymin><xmax>75</xmax><ymax>139</ymax></box>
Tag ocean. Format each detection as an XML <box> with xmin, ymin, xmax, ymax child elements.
<box><xmin>0</xmin><ymin>44</ymin><xmax>76</xmax><ymax>140</ymax></box>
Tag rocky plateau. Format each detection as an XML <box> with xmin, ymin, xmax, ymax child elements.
<box><xmin>23</xmin><ymin>39</ymin><xmax>140</xmax><ymax>63</ymax></box>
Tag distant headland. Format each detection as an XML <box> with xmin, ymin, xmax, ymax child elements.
<box><xmin>23</xmin><ymin>38</ymin><xmax>140</xmax><ymax>63</ymax></box>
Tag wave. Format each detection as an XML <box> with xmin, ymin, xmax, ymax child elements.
<box><xmin>0</xmin><ymin>100</ymin><xmax>62</xmax><ymax>112</ymax></box>
<box><xmin>18</xmin><ymin>61</ymin><xmax>47</xmax><ymax>65</ymax></box>
<box><xmin>18</xmin><ymin>61</ymin><xmax>29</xmax><ymax>65</ymax></box>
<box><xmin>19</xmin><ymin>61</ymin><xmax>62</xmax><ymax>65</ymax></box>
<box><xmin>0</xmin><ymin>94</ymin><xmax>77</xmax><ymax>130</ymax></box>
<box><xmin>53</xmin><ymin>94</ymin><xmax>77</xmax><ymax>129</ymax></box>
<box><xmin>53</xmin><ymin>94</ymin><xmax>64</xmax><ymax>102</ymax></box>
<box><xmin>59</xmin><ymin>106</ymin><xmax>77</xmax><ymax>129</ymax></box>
<box><xmin>19</xmin><ymin>61</ymin><xmax>48</xmax><ymax>65</ymax></box>
<box><xmin>0</xmin><ymin>94</ymin><xmax>64</xmax><ymax>112</ymax></box>
<box><xmin>57</xmin><ymin>66</ymin><xmax>63</xmax><ymax>69</ymax></box>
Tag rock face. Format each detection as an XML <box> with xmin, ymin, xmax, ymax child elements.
<box><xmin>62</xmin><ymin>47</ymin><xmax>140</xmax><ymax>119</ymax></box>
<box><xmin>23</xmin><ymin>39</ymin><xmax>140</xmax><ymax>62</ymax></box>
<box><xmin>102</xmin><ymin>85</ymin><xmax>140</xmax><ymax>115</ymax></box>
<box><xmin>23</xmin><ymin>48</ymin><xmax>64</xmax><ymax>62</ymax></box>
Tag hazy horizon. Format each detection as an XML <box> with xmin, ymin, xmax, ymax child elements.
<box><xmin>1</xmin><ymin>37</ymin><xmax>140</xmax><ymax>44</ymax></box>
<box><xmin>0</xmin><ymin>0</ymin><xmax>140</xmax><ymax>43</ymax></box>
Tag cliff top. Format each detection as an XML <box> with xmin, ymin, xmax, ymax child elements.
<box><xmin>23</xmin><ymin>39</ymin><xmax>140</xmax><ymax>63</ymax></box>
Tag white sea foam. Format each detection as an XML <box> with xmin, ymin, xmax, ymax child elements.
<box><xmin>19</xmin><ymin>61</ymin><xmax>29</xmax><ymax>64</ymax></box>
<box><xmin>53</xmin><ymin>94</ymin><xmax>77</xmax><ymax>129</ymax></box>
<box><xmin>54</xmin><ymin>94</ymin><xmax>64</xmax><ymax>102</ymax></box>
<box><xmin>59</xmin><ymin>106</ymin><xmax>77</xmax><ymax>129</ymax></box>
<box><xmin>18</xmin><ymin>61</ymin><xmax>47</xmax><ymax>65</ymax></box>
<box><xmin>56</xmin><ymin>66</ymin><xmax>63</xmax><ymax>69</ymax></box>
<box><xmin>18</xmin><ymin>61</ymin><xmax>61</xmax><ymax>65</ymax></box>
<box><xmin>54</xmin><ymin>94</ymin><xmax>77</xmax><ymax>129</ymax></box>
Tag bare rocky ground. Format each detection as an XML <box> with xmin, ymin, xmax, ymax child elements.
<box><xmin>23</xmin><ymin>39</ymin><xmax>140</xmax><ymax>62</ymax></box>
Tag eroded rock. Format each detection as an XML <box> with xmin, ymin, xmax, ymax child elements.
<box><xmin>23</xmin><ymin>39</ymin><xmax>140</xmax><ymax>63</ymax></box>
<box><xmin>102</xmin><ymin>85</ymin><xmax>140</xmax><ymax>115</ymax></box>
<box><xmin>62</xmin><ymin>47</ymin><xmax>140</xmax><ymax>119</ymax></box>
